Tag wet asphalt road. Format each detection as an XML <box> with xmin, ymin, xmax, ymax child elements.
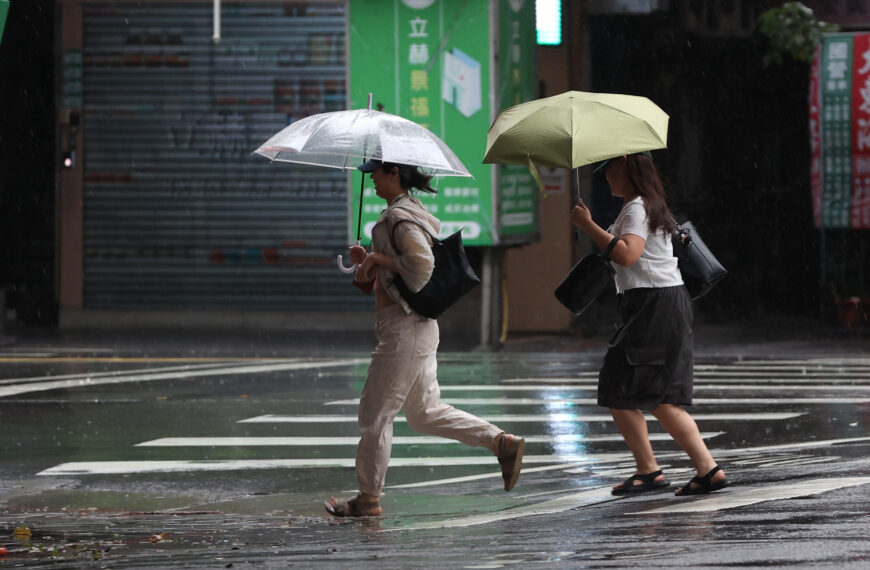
<box><xmin>0</xmin><ymin>322</ymin><xmax>868</xmax><ymax>568</ymax></box>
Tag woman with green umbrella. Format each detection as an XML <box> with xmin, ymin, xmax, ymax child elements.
<box><xmin>324</xmin><ymin>159</ymin><xmax>525</xmax><ymax>517</ymax></box>
<box><xmin>570</xmin><ymin>152</ymin><xmax>729</xmax><ymax>496</ymax></box>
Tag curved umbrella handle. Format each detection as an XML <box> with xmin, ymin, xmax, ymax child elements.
<box><xmin>336</xmin><ymin>255</ymin><xmax>357</xmax><ymax>274</ymax></box>
<box><xmin>337</xmin><ymin>240</ymin><xmax>362</xmax><ymax>274</ymax></box>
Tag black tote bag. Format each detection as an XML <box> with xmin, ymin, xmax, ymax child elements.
<box><xmin>672</xmin><ymin>220</ymin><xmax>727</xmax><ymax>300</ymax></box>
<box><xmin>390</xmin><ymin>218</ymin><xmax>480</xmax><ymax>319</ymax></box>
<box><xmin>555</xmin><ymin>237</ymin><xmax>619</xmax><ymax>315</ymax></box>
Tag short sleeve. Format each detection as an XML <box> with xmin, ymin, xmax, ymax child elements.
<box><xmin>617</xmin><ymin>200</ymin><xmax>649</xmax><ymax>240</ymax></box>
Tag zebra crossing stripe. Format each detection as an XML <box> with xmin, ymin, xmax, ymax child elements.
<box><xmin>439</xmin><ymin>384</ymin><xmax>870</xmax><ymax>391</ymax></box>
<box><xmin>386</xmin><ymin>463</ymin><xmax>595</xmax><ymax>490</ymax></box>
<box><xmin>238</xmin><ymin>412</ymin><xmax>804</xmax><ymax>423</ymax></box>
<box><xmin>134</xmin><ymin>432</ymin><xmax>725</xmax><ymax>447</ymax></box>
<box><xmin>441</xmin><ymin>382</ymin><xmax>870</xmax><ymax>392</ymax></box>
<box><xmin>35</xmin><ymin>453</ymin><xmax>629</xmax><ymax>476</ymax></box>
<box><xmin>391</xmin><ymin>476</ymin><xmax>870</xmax><ymax>529</ymax></box>
<box><xmin>324</xmin><ymin>397</ymin><xmax>870</xmax><ymax>405</ymax></box>
<box><xmin>44</xmin><ymin>435</ymin><xmax>868</xmax><ymax>477</ymax></box>
<box><xmin>389</xmin><ymin>487</ymin><xmax>619</xmax><ymax>530</ymax></box>
<box><xmin>627</xmin><ymin>477</ymin><xmax>870</xmax><ymax>515</ymax></box>
<box><xmin>0</xmin><ymin>361</ymin><xmax>255</xmax><ymax>386</ymax></box>
<box><xmin>0</xmin><ymin>358</ymin><xmax>367</xmax><ymax>398</ymax></box>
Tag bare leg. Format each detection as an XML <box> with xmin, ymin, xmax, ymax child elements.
<box><xmin>652</xmin><ymin>403</ymin><xmax>726</xmax><ymax>491</ymax></box>
<box><xmin>610</xmin><ymin>408</ymin><xmax>665</xmax><ymax>490</ymax></box>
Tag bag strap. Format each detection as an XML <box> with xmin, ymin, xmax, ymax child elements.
<box><xmin>389</xmin><ymin>208</ymin><xmax>437</xmax><ymax>254</ymax></box>
<box><xmin>602</xmin><ymin>236</ymin><xmax>619</xmax><ymax>260</ymax></box>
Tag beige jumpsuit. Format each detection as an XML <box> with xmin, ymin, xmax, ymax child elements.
<box><xmin>355</xmin><ymin>194</ymin><xmax>504</xmax><ymax>497</ymax></box>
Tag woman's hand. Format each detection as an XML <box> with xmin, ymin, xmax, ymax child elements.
<box><xmin>349</xmin><ymin>245</ymin><xmax>367</xmax><ymax>265</ymax></box>
<box><xmin>570</xmin><ymin>201</ymin><xmax>592</xmax><ymax>230</ymax></box>
<box><xmin>356</xmin><ymin>252</ymin><xmax>379</xmax><ymax>282</ymax></box>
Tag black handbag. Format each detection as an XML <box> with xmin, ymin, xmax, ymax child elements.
<box><xmin>389</xmin><ymin>217</ymin><xmax>480</xmax><ymax>319</ymax></box>
<box><xmin>672</xmin><ymin>220</ymin><xmax>727</xmax><ymax>300</ymax></box>
<box><xmin>555</xmin><ymin>237</ymin><xmax>619</xmax><ymax>315</ymax></box>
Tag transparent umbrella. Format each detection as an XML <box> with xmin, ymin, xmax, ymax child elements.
<box><xmin>253</xmin><ymin>94</ymin><xmax>471</xmax><ymax>272</ymax></box>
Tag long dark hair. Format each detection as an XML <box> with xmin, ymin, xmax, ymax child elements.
<box><xmin>624</xmin><ymin>153</ymin><xmax>675</xmax><ymax>234</ymax></box>
<box><xmin>383</xmin><ymin>162</ymin><xmax>437</xmax><ymax>194</ymax></box>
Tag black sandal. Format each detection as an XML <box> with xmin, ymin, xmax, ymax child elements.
<box><xmin>675</xmin><ymin>465</ymin><xmax>729</xmax><ymax>496</ymax></box>
<box><xmin>611</xmin><ymin>470</ymin><xmax>669</xmax><ymax>496</ymax></box>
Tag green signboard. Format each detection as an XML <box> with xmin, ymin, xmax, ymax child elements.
<box><xmin>348</xmin><ymin>0</ymin><xmax>492</xmax><ymax>245</ymax></box>
<box><xmin>810</xmin><ymin>33</ymin><xmax>870</xmax><ymax>229</ymax></box>
<box><xmin>0</xmin><ymin>1</ymin><xmax>10</xmax><ymax>47</ymax></box>
<box><xmin>496</xmin><ymin>0</ymin><xmax>538</xmax><ymax>242</ymax></box>
<box><xmin>349</xmin><ymin>0</ymin><xmax>538</xmax><ymax>245</ymax></box>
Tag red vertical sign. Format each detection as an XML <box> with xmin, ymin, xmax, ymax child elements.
<box><xmin>851</xmin><ymin>33</ymin><xmax>870</xmax><ymax>229</ymax></box>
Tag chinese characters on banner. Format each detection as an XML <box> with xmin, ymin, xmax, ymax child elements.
<box><xmin>349</xmin><ymin>0</ymin><xmax>538</xmax><ymax>246</ymax></box>
<box><xmin>811</xmin><ymin>33</ymin><xmax>870</xmax><ymax>228</ymax></box>
<box><xmin>349</xmin><ymin>0</ymin><xmax>493</xmax><ymax>245</ymax></box>
<box><xmin>497</xmin><ymin>0</ymin><xmax>538</xmax><ymax>241</ymax></box>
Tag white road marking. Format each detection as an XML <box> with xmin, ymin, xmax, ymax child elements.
<box><xmin>239</xmin><ymin>412</ymin><xmax>803</xmax><ymax>423</ymax></box>
<box><xmin>711</xmin><ymin>436</ymin><xmax>870</xmax><ymax>455</ymax></box>
<box><xmin>324</xmin><ymin>397</ymin><xmax>870</xmax><ymax>406</ymax></box>
<box><xmin>135</xmin><ymin>432</ymin><xmax>724</xmax><ymax>447</ymax></box>
<box><xmin>386</xmin><ymin>438</ymin><xmax>870</xmax><ymax>491</ymax></box>
<box><xmin>440</xmin><ymin>384</ymin><xmax>870</xmax><ymax>391</ymax></box>
<box><xmin>502</xmin><ymin>374</ymin><xmax>870</xmax><ymax>385</ymax></box>
<box><xmin>36</xmin><ymin>453</ymin><xmax>629</xmax><ymax>476</ymax></box>
<box><xmin>0</xmin><ymin>361</ymin><xmax>255</xmax><ymax>386</ymax></box>
<box><xmin>0</xmin><ymin>359</ymin><xmax>367</xmax><ymax>398</ymax></box>
<box><xmin>628</xmin><ymin>477</ymin><xmax>870</xmax><ymax>514</ymax></box>
<box><xmin>390</xmin><ymin>487</ymin><xmax>618</xmax><ymax>530</ymax></box>
<box><xmin>46</xmin><ymin>436</ymin><xmax>870</xmax><ymax>477</ymax></box>
<box><xmin>386</xmin><ymin>463</ymin><xmax>595</xmax><ymax>490</ymax></box>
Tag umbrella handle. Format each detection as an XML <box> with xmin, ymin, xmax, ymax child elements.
<box><xmin>336</xmin><ymin>240</ymin><xmax>362</xmax><ymax>274</ymax></box>
<box><xmin>336</xmin><ymin>255</ymin><xmax>357</xmax><ymax>274</ymax></box>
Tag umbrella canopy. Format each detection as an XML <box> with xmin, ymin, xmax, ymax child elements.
<box><xmin>253</xmin><ymin>96</ymin><xmax>472</xmax><ymax>275</ymax></box>
<box><xmin>254</xmin><ymin>108</ymin><xmax>472</xmax><ymax>177</ymax></box>
<box><xmin>483</xmin><ymin>90</ymin><xmax>668</xmax><ymax>191</ymax></box>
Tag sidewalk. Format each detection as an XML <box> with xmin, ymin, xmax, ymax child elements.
<box><xmin>504</xmin><ymin>315</ymin><xmax>870</xmax><ymax>359</ymax></box>
<box><xmin>1</xmin><ymin>315</ymin><xmax>868</xmax><ymax>360</ymax></box>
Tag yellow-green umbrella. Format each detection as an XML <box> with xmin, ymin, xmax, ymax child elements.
<box><xmin>483</xmin><ymin>91</ymin><xmax>669</xmax><ymax>193</ymax></box>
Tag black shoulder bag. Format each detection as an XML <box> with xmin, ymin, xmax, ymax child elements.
<box><xmin>555</xmin><ymin>237</ymin><xmax>619</xmax><ymax>315</ymax></box>
<box><xmin>672</xmin><ymin>220</ymin><xmax>727</xmax><ymax>300</ymax></box>
<box><xmin>389</xmin><ymin>216</ymin><xmax>480</xmax><ymax>319</ymax></box>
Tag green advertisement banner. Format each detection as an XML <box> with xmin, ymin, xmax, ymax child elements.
<box><xmin>496</xmin><ymin>0</ymin><xmax>538</xmax><ymax>241</ymax></box>
<box><xmin>811</xmin><ymin>33</ymin><xmax>870</xmax><ymax>229</ymax></box>
<box><xmin>0</xmin><ymin>1</ymin><xmax>9</xmax><ymax>47</ymax></box>
<box><xmin>349</xmin><ymin>0</ymin><xmax>493</xmax><ymax>245</ymax></box>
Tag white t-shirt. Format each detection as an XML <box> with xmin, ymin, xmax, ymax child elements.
<box><xmin>608</xmin><ymin>196</ymin><xmax>683</xmax><ymax>294</ymax></box>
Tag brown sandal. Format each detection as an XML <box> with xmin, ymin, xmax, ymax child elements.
<box><xmin>496</xmin><ymin>434</ymin><xmax>526</xmax><ymax>491</ymax></box>
<box><xmin>324</xmin><ymin>495</ymin><xmax>382</xmax><ymax>517</ymax></box>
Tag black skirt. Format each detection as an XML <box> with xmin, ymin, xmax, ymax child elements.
<box><xmin>598</xmin><ymin>286</ymin><xmax>694</xmax><ymax>410</ymax></box>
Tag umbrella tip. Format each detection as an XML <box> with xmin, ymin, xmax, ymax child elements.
<box><xmin>367</xmin><ymin>93</ymin><xmax>373</xmax><ymax>110</ymax></box>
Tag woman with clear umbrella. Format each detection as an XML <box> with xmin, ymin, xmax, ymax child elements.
<box><xmin>325</xmin><ymin>159</ymin><xmax>525</xmax><ymax>517</ymax></box>
<box><xmin>569</xmin><ymin>152</ymin><xmax>729</xmax><ymax>496</ymax></box>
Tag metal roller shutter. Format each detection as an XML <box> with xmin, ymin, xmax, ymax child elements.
<box><xmin>81</xmin><ymin>2</ymin><xmax>365</xmax><ymax>311</ymax></box>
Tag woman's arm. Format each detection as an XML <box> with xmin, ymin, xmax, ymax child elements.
<box><xmin>355</xmin><ymin>250</ymin><xmax>397</xmax><ymax>282</ymax></box>
<box><xmin>570</xmin><ymin>202</ymin><xmax>645</xmax><ymax>267</ymax></box>
<box><xmin>390</xmin><ymin>224</ymin><xmax>434</xmax><ymax>292</ymax></box>
<box><xmin>353</xmin><ymin>223</ymin><xmax>433</xmax><ymax>288</ymax></box>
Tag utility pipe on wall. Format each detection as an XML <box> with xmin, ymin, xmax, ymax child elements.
<box><xmin>212</xmin><ymin>0</ymin><xmax>220</xmax><ymax>43</ymax></box>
